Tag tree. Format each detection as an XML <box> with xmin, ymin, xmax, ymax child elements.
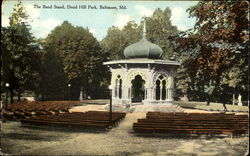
<box><xmin>101</xmin><ymin>21</ymin><xmax>141</xmax><ymax>60</ymax></box>
<box><xmin>41</xmin><ymin>21</ymin><xmax>104</xmax><ymax>100</ymax></box>
<box><xmin>145</xmin><ymin>8</ymin><xmax>179</xmax><ymax>59</ymax></box>
<box><xmin>173</xmin><ymin>1</ymin><xmax>249</xmax><ymax>105</ymax></box>
<box><xmin>1</xmin><ymin>0</ymin><xmax>40</xmax><ymax>103</ymax></box>
<box><xmin>37</xmin><ymin>40</ymin><xmax>68</xmax><ymax>100</ymax></box>
<box><xmin>102</xmin><ymin>8</ymin><xmax>179</xmax><ymax>60</ymax></box>
<box><xmin>174</xmin><ymin>65</ymin><xmax>191</xmax><ymax>100</ymax></box>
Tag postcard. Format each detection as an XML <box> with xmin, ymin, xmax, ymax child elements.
<box><xmin>1</xmin><ymin>0</ymin><xmax>249</xmax><ymax>155</ymax></box>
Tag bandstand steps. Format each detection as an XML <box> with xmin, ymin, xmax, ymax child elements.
<box><xmin>131</xmin><ymin>104</ymin><xmax>184</xmax><ymax>113</ymax></box>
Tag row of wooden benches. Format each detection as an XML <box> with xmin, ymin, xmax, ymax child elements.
<box><xmin>3</xmin><ymin>109</ymin><xmax>66</xmax><ymax>120</ymax></box>
<box><xmin>4</xmin><ymin>101</ymin><xmax>81</xmax><ymax>120</ymax></box>
<box><xmin>7</xmin><ymin>101</ymin><xmax>79</xmax><ymax>112</ymax></box>
<box><xmin>133</xmin><ymin>112</ymin><xmax>249</xmax><ymax>135</ymax></box>
<box><xmin>21</xmin><ymin>111</ymin><xmax>126</xmax><ymax>129</ymax></box>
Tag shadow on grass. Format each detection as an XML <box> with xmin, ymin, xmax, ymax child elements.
<box><xmin>173</xmin><ymin>101</ymin><xmax>249</xmax><ymax>112</ymax></box>
<box><xmin>1</xmin><ymin>132</ymin><xmax>63</xmax><ymax>141</ymax></box>
<box><xmin>20</xmin><ymin>123</ymin><xmax>111</xmax><ymax>134</ymax></box>
<box><xmin>132</xmin><ymin>133</ymin><xmax>244</xmax><ymax>140</ymax></box>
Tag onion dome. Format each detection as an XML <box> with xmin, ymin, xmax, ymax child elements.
<box><xmin>123</xmin><ymin>20</ymin><xmax>163</xmax><ymax>59</ymax></box>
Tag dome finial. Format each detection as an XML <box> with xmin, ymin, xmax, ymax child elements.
<box><xmin>143</xmin><ymin>18</ymin><xmax>146</xmax><ymax>38</ymax></box>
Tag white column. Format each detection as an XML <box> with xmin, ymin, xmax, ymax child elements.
<box><xmin>171</xmin><ymin>76</ymin><xmax>174</xmax><ymax>101</ymax></box>
<box><xmin>129</xmin><ymin>86</ymin><xmax>132</xmax><ymax>107</ymax></box>
<box><xmin>168</xmin><ymin>89</ymin><xmax>171</xmax><ymax>100</ymax></box>
<box><xmin>160</xmin><ymin>84</ymin><xmax>163</xmax><ymax>101</ymax></box>
<box><xmin>238</xmin><ymin>94</ymin><xmax>242</xmax><ymax>106</ymax></box>
<box><xmin>112</xmin><ymin>87</ymin><xmax>116</xmax><ymax>99</ymax></box>
<box><xmin>128</xmin><ymin>87</ymin><xmax>131</xmax><ymax>99</ymax></box>
<box><xmin>114</xmin><ymin>85</ymin><xmax>117</xmax><ymax>98</ymax></box>
<box><xmin>146</xmin><ymin>88</ymin><xmax>151</xmax><ymax>100</ymax></box>
<box><xmin>117</xmin><ymin>83</ymin><xmax>120</xmax><ymax>99</ymax></box>
<box><xmin>131</xmin><ymin>86</ymin><xmax>133</xmax><ymax>99</ymax></box>
<box><xmin>153</xmin><ymin>88</ymin><xmax>156</xmax><ymax>100</ymax></box>
<box><xmin>122</xmin><ymin>86</ymin><xmax>127</xmax><ymax>100</ymax></box>
<box><xmin>149</xmin><ymin>88</ymin><xmax>153</xmax><ymax>100</ymax></box>
<box><xmin>170</xmin><ymin>89</ymin><xmax>172</xmax><ymax>100</ymax></box>
<box><xmin>166</xmin><ymin>88</ymin><xmax>170</xmax><ymax>100</ymax></box>
<box><xmin>166</xmin><ymin>88</ymin><xmax>168</xmax><ymax>100</ymax></box>
<box><xmin>169</xmin><ymin>89</ymin><xmax>172</xmax><ymax>100</ymax></box>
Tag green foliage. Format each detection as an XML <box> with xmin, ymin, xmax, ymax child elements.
<box><xmin>1</xmin><ymin>0</ymin><xmax>41</xmax><ymax>102</ymax></box>
<box><xmin>9</xmin><ymin>0</ymin><xmax>29</xmax><ymax>26</ymax></box>
<box><xmin>173</xmin><ymin>1</ymin><xmax>249</xmax><ymax>104</ymax></box>
<box><xmin>145</xmin><ymin>8</ymin><xmax>179</xmax><ymax>59</ymax></box>
<box><xmin>174</xmin><ymin>65</ymin><xmax>190</xmax><ymax>100</ymax></box>
<box><xmin>101</xmin><ymin>21</ymin><xmax>141</xmax><ymax>60</ymax></box>
<box><xmin>204</xmin><ymin>80</ymin><xmax>215</xmax><ymax>95</ymax></box>
<box><xmin>46</xmin><ymin>21</ymin><xmax>100</xmax><ymax>80</ymax></box>
<box><xmin>101</xmin><ymin>8</ymin><xmax>179</xmax><ymax>60</ymax></box>
<box><xmin>38</xmin><ymin>46</ymin><xmax>68</xmax><ymax>100</ymax></box>
<box><xmin>40</xmin><ymin>21</ymin><xmax>107</xmax><ymax>100</ymax></box>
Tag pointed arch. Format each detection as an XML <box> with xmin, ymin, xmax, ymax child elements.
<box><xmin>126</xmin><ymin>70</ymin><xmax>148</xmax><ymax>87</ymax></box>
<box><xmin>153</xmin><ymin>70</ymin><xmax>172</xmax><ymax>101</ymax></box>
<box><xmin>114</xmin><ymin>75</ymin><xmax>122</xmax><ymax>99</ymax></box>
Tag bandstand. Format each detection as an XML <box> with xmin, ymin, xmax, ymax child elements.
<box><xmin>103</xmin><ymin>22</ymin><xmax>180</xmax><ymax>106</ymax></box>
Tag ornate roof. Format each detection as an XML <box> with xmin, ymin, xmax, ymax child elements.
<box><xmin>103</xmin><ymin>58</ymin><xmax>181</xmax><ymax>66</ymax></box>
<box><xmin>123</xmin><ymin>20</ymin><xmax>163</xmax><ymax>59</ymax></box>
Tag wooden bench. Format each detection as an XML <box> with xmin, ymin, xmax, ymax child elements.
<box><xmin>7</xmin><ymin>101</ymin><xmax>81</xmax><ymax>120</ymax></box>
<box><xmin>133</xmin><ymin>112</ymin><xmax>249</xmax><ymax>135</ymax></box>
<box><xmin>20</xmin><ymin>111</ymin><xmax>126</xmax><ymax>130</ymax></box>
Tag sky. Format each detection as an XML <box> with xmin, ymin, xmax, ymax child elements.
<box><xmin>2</xmin><ymin>0</ymin><xmax>198</xmax><ymax>41</ymax></box>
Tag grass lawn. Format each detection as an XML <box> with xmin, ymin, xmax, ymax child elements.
<box><xmin>173</xmin><ymin>101</ymin><xmax>249</xmax><ymax>112</ymax></box>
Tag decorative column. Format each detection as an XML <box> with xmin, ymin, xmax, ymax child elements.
<box><xmin>238</xmin><ymin>94</ymin><xmax>242</xmax><ymax>106</ymax></box>
<box><xmin>128</xmin><ymin>86</ymin><xmax>132</xmax><ymax>106</ymax></box>
<box><xmin>117</xmin><ymin>84</ymin><xmax>120</xmax><ymax>99</ymax></box>
<box><xmin>166</xmin><ymin>88</ymin><xmax>168</xmax><ymax>100</ymax></box>
<box><xmin>169</xmin><ymin>88</ymin><xmax>172</xmax><ymax>100</ymax></box>
<box><xmin>128</xmin><ymin>87</ymin><xmax>131</xmax><ymax>99</ymax></box>
<box><xmin>170</xmin><ymin>75</ymin><xmax>174</xmax><ymax>101</ymax></box>
<box><xmin>130</xmin><ymin>86</ymin><xmax>133</xmax><ymax>99</ymax></box>
<box><xmin>149</xmin><ymin>88</ymin><xmax>153</xmax><ymax>100</ymax></box>
<box><xmin>145</xmin><ymin>87</ymin><xmax>151</xmax><ymax>101</ymax></box>
<box><xmin>160</xmin><ymin>82</ymin><xmax>163</xmax><ymax>101</ymax></box>
<box><xmin>153</xmin><ymin>87</ymin><xmax>156</xmax><ymax>100</ymax></box>
<box><xmin>114</xmin><ymin>83</ymin><xmax>117</xmax><ymax>98</ymax></box>
<box><xmin>122</xmin><ymin>86</ymin><xmax>127</xmax><ymax>99</ymax></box>
<box><xmin>168</xmin><ymin>88</ymin><xmax>171</xmax><ymax>100</ymax></box>
<box><xmin>112</xmin><ymin>86</ymin><xmax>116</xmax><ymax>99</ymax></box>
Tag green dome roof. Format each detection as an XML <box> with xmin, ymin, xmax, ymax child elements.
<box><xmin>123</xmin><ymin>37</ymin><xmax>163</xmax><ymax>59</ymax></box>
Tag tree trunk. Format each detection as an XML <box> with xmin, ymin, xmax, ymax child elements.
<box><xmin>18</xmin><ymin>91</ymin><xmax>21</xmax><ymax>101</ymax></box>
<box><xmin>232</xmin><ymin>93</ymin><xmax>235</xmax><ymax>105</ymax></box>
<box><xmin>41</xmin><ymin>93</ymin><xmax>44</xmax><ymax>101</ymax></box>
<box><xmin>207</xmin><ymin>94</ymin><xmax>210</xmax><ymax>106</ymax></box>
<box><xmin>83</xmin><ymin>88</ymin><xmax>87</xmax><ymax>100</ymax></box>
<box><xmin>223</xmin><ymin>102</ymin><xmax>227</xmax><ymax>111</ymax></box>
<box><xmin>5</xmin><ymin>92</ymin><xmax>8</xmax><ymax>109</ymax></box>
<box><xmin>10</xmin><ymin>88</ymin><xmax>14</xmax><ymax>103</ymax></box>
